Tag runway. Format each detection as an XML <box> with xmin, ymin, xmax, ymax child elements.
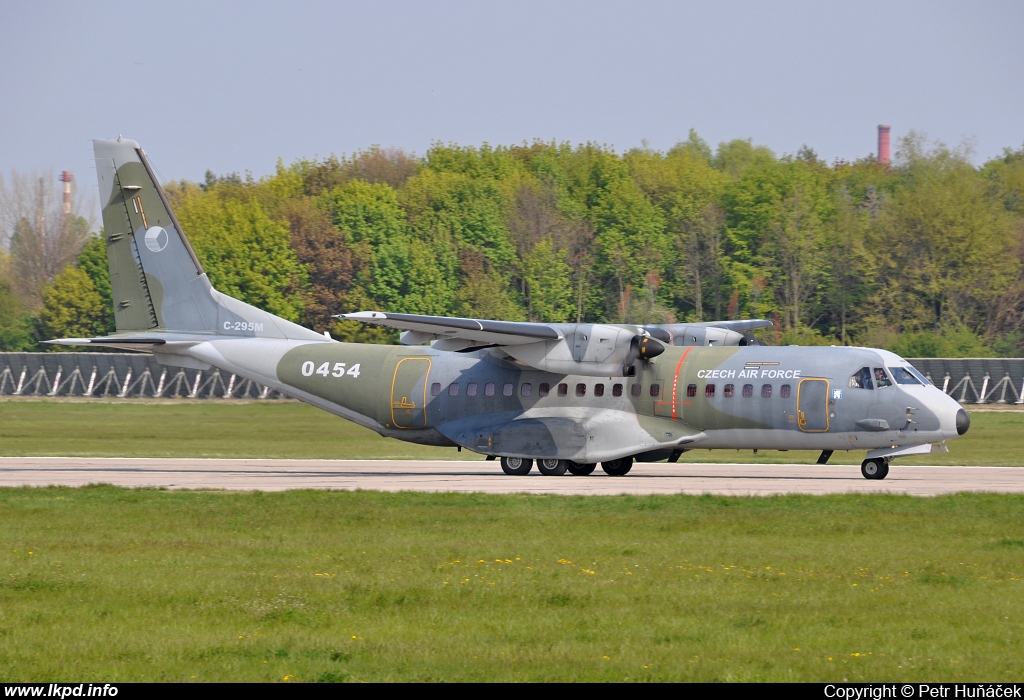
<box><xmin>0</xmin><ymin>457</ymin><xmax>1021</xmax><ymax>496</ymax></box>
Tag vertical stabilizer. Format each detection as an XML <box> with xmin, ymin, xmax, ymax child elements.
<box><xmin>93</xmin><ymin>138</ymin><xmax>323</xmax><ymax>341</ymax></box>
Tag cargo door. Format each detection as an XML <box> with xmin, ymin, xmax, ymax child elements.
<box><xmin>391</xmin><ymin>357</ymin><xmax>431</xmax><ymax>428</ymax></box>
<box><xmin>797</xmin><ymin>378</ymin><xmax>829</xmax><ymax>432</ymax></box>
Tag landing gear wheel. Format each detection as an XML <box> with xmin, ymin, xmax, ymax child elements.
<box><xmin>566</xmin><ymin>461</ymin><xmax>597</xmax><ymax>476</ymax></box>
<box><xmin>601</xmin><ymin>457</ymin><xmax>634</xmax><ymax>476</ymax></box>
<box><xmin>860</xmin><ymin>458</ymin><xmax>889</xmax><ymax>480</ymax></box>
<box><xmin>537</xmin><ymin>458</ymin><xmax>568</xmax><ymax>476</ymax></box>
<box><xmin>500</xmin><ymin>456</ymin><xmax>533</xmax><ymax>476</ymax></box>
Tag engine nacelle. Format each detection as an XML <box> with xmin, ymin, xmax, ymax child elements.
<box><xmin>502</xmin><ymin>324</ymin><xmax>664</xmax><ymax>377</ymax></box>
<box><xmin>644</xmin><ymin>324</ymin><xmax>748</xmax><ymax>347</ymax></box>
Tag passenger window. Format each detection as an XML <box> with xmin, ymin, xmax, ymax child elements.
<box><xmin>705</xmin><ymin>384</ymin><xmax>715</xmax><ymax>398</ymax></box>
<box><xmin>889</xmin><ymin>367</ymin><xmax>922</xmax><ymax>385</ymax></box>
<box><xmin>724</xmin><ymin>384</ymin><xmax>734</xmax><ymax>398</ymax></box>
<box><xmin>612</xmin><ymin>384</ymin><xmax>623</xmax><ymax>397</ymax></box>
<box><xmin>631</xmin><ymin>384</ymin><xmax>641</xmax><ymax>397</ymax></box>
<box><xmin>686</xmin><ymin>384</ymin><xmax>697</xmax><ymax>398</ymax></box>
<box><xmin>650</xmin><ymin>384</ymin><xmax>660</xmax><ymax>397</ymax></box>
<box><xmin>467</xmin><ymin>383</ymin><xmax>477</xmax><ymax>397</ymax></box>
<box><xmin>431</xmin><ymin>382</ymin><xmax>441</xmax><ymax>396</ymax></box>
<box><xmin>873</xmin><ymin>367</ymin><xmax>892</xmax><ymax>388</ymax></box>
<box><xmin>761</xmin><ymin>384</ymin><xmax>772</xmax><ymax>398</ymax></box>
<box><xmin>448</xmin><ymin>383</ymin><xmax>459</xmax><ymax>396</ymax></box>
<box><xmin>521</xmin><ymin>383</ymin><xmax>532</xmax><ymax>397</ymax></box>
<box><xmin>780</xmin><ymin>384</ymin><xmax>791</xmax><ymax>398</ymax></box>
<box><xmin>594</xmin><ymin>384</ymin><xmax>605</xmax><ymax>397</ymax></box>
<box><xmin>558</xmin><ymin>383</ymin><xmax>568</xmax><ymax>397</ymax></box>
<box><xmin>849</xmin><ymin>367</ymin><xmax>873</xmax><ymax>390</ymax></box>
<box><xmin>539</xmin><ymin>383</ymin><xmax>550</xmax><ymax>397</ymax></box>
<box><xmin>503</xmin><ymin>383</ymin><xmax>514</xmax><ymax>397</ymax></box>
<box><xmin>743</xmin><ymin>384</ymin><xmax>754</xmax><ymax>398</ymax></box>
<box><xmin>576</xmin><ymin>383</ymin><xmax>587</xmax><ymax>397</ymax></box>
<box><xmin>485</xmin><ymin>382</ymin><xmax>495</xmax><ymax>396</ymax></box>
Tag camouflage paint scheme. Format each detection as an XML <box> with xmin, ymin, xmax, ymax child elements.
<box><xmin>52</xmin><ymin>139</ymin><xmax>969</xmax><ymax>473</ymax></box>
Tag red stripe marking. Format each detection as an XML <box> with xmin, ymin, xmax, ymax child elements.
<box><xmin>671</xmin><ymin>346</ymin><xmax>695</xmax><ymax>421</ymax></box>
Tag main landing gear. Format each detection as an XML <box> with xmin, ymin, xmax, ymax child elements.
<box><xmin>500</xmin><ymin>456</ymin><xmax>533</xmax><ymax>476</ymax></box>
<box><xmin>566</xmin><ymin>461</ymin><xmax>597</xmax><ymax>476</ymax></box>
<box><xmin>498</xmin><ymin>457</ymin><xmax>630</xmax><ymax>476</ymax></box>
<box><xmin>860</xmin><ymin>457</ymin><xmax>890</xmax><ymax>480</ymax></box>
<box><xmin>600</xmin><ymin>457</ymin><xmax>633</xmax><ymax>476</ymax></box>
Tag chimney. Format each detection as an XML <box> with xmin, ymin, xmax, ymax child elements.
<box><xmin>877</xmin><ymin>125</ymin><xmax>891</xmax><ymax>165</ymax></box>
<box><xmin>60</xmin><ymin>170</ymin><xmax>73</xmax><ymax>214</ymax></box>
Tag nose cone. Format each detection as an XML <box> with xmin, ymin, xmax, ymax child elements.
<box><xmin>956</xmin><ymin>409</ymin><xmax>970</xmax><ymax>436</ymax></box>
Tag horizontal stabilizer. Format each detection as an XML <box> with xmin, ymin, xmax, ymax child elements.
<box><xmin>45</xmin><ymin>337</ymin><xmax>167</xmax><ymax>350</ymax></box>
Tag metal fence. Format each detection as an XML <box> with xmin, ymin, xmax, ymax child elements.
<box><xmin>0</xmin><ymin>353</ymin><xmax>283</xmax><ymax>399</ymax></box>
<box><xmin>906</xmin><ymin>358</ymin><xmax>1024</xmax><ymax>405</ymax></box>
<box><xmin>0</xmin><ymin>353</ymin><xmax>1021</xmax><ymax>404</ymax></box>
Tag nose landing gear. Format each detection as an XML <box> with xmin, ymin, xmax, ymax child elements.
<box><xmin>860</xmin><ymin>458</ymin><xmax>890</xmax><ymax>480</ymax></box>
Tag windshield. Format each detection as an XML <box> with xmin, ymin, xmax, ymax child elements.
<box><xmin>889</xmin><ymin>366</ymin><xmax>922</xmax><ymax>385</ymax></box>
<box><xmin>905</xmin><ymin>365</ymin><xmax>932</xmax><ymax>386</ymax></box>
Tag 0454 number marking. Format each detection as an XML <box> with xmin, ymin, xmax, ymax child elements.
<box><xmin>301</xmin><ymin>361</ymin><xmax>361</xmax><ymax>378</ymax></box>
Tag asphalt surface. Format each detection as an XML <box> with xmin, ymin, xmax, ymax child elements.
<box><xmin>0</xmin><ymin>457</ymin><xmax>1021</xmax><ymax>496</ymax></box>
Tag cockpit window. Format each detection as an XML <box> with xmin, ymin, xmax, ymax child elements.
<box><xmin>873</xmin><ymin>367</ymin><xmax>893</xmax><ymax>388</ymax></box>
<box><xmin>889</xmin><ymin>367</ymin><xmax>922</xmax><ymax>385</ymax></box>
<box><xmin>848</xmin><ymin>367</ymin><xmax>873</xmax><ymax>390</ymax></box>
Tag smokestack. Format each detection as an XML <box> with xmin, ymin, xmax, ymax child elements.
<box><xmin>60</xmin><ymin>171</ymin><xmax>73</xmax><ymax>214</ymax></box>
<box><xmin>877</xmin><ymin>125</ymin><xmax>891</xmax><ymax>165</ymax></box>
<box><xmin>59</xmin><ymin>169</ymin><xmax>72</xmax><ymax>212</ymax></box>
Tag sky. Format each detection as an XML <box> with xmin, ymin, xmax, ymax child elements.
<box><xmin>1</xmin><ymin>0</ymin><xmax>1022</xmax><ymax>195</ymax></box>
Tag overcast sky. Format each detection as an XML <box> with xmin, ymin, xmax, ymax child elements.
<box><xmin>2</xmin><ymin>0</ymin><xmax>1022</xmax><ymax>192</ymax></box>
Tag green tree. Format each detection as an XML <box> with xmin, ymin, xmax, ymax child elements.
<box><xmin>0</xmin><ymin>277</ymin><xmax>34</xmax><ymax>350</ymax></box>
<box><xmin>874</xmin><ymin>138</ymin><xmax>1018</xmax><ymax>334</ymax></box>
<box><xmin>175</xmin><ymin>189</ymin><xmax>307</xmax><ymax>322</ymax></box>
<box><xmin>37</xmin><ymin>266</ymin><xmax>107</xmax><ymax>344</ymax></box>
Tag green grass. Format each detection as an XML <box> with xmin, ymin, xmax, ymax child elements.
<box><xmin>0</xmin><ymin>488</ymin><xmax>1021</xmax><ymax>681</ymax></box>
<box><xmin>0</xmin><ymin>399</ymin><xmax>1021</xmax><ymax>465</ymax></box>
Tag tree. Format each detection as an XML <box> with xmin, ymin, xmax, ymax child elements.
<box><xmin>174</xmin><ymin>188</ymin><xmax>307</xmax><ymax>322</ymax></box>
<box><xmin>37</xmin><ymin>266</ymin><xmax>107</xmax><ymax>344</ymax></box>
<box><xmin>0</xmin><ymin>253</ymin><xmax>34</xmax><ymax>350</ymax></box>
<box><xmin>874</xmin><ymin>138</ymin><xmax>1018</xmax><ymax>334</ymax></box>
<box><xmin>0</xmin><ymin>171</ymin><xmax>93</xmax><ymax>308</ymax></box>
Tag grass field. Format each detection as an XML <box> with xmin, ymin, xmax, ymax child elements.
<box><xmin>1</xmin><ymin>400</ymin><xmax>1021</xmax><ymax>682</ymax></box>
<box><xmin>0</xmin><ymin>488</ymin><xmax>1021</xmax><ymax>682</ymax></box>
<box><xmin>0</xmin><ymin>398</ymin><xmax>1021</xmax><ymax>466</ymax></box>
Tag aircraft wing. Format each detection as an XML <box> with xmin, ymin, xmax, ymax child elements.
<box><xmin>337</xmin><ymin>311</ymin><xmax>562</xmax><ymax>347</ymax></box>
<box><xmin>339</xmin><ymin>311</ymin><xmax>664</xmax><ymax>377</ymax></box>
<box><xmin>688</xmin><ymin>319</ymin><xmax>774</xmax><ymax>332</ymax></box>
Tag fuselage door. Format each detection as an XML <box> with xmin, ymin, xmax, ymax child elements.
<box><xmin>797</xmin><ymin>378</ymin><xmax>830</xmax><ymax>432</ymax></box>
<box><xmin>391</xmin><ymin>357</ymin><xmax>431</xmax><ymax>428</ymax></box>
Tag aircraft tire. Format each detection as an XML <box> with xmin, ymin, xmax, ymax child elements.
<box><xmin>601</xmin><ymin>457</ymin><xmax>633</xmax><ymax>476</ymax></box>
<box><xmin>537</xmin><ymin>458</ymin><xmax>568</xmax><ymax>476</ymax></box>
<box><xmin>566</xmin><ymin>461</ymin><xmax>597</xmax><ymax>476</ymax></box>
<box><xmin>860</xmin><ymin>458</ymin><xmax>889</xmax><ymax>480</ymax></box>
<box><xmin>500</xmin><ymin>457</ymin><xmax>534</xmax><ymax>476</ymax></box>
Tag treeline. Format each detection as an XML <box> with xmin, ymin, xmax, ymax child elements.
<box><xmin>3</xmin><ymin>131</ymin><xmax>1024</xmax><ymax>356</ymax></box>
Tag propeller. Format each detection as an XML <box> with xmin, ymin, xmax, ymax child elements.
<box><xmin>624</xmin><ymin>335</ymin><xmax>665</xmax><ymax>375</ymax></box>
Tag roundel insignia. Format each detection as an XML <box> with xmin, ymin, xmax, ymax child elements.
<box><xmin>144</xmin><ymin>226</ymin><xmax>169</xmax><ymax>252</ymax></box>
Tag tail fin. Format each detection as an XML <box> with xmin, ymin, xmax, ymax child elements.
<box><xmin>93</xmin><ymin>138</ymin><xmax>322</xmax><ymax>342</ymax></box>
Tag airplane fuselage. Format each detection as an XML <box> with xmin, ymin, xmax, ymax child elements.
<box><xmin>191</xmin><ymin>338</ymin><xmax>966</xmax><ymax>464</ymax></box>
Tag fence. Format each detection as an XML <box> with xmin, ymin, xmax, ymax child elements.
<box><xmin>906</xmin><ymin>358</ymin><xmax>1024</xmax><ymax>405</ymax></box>
<box><xmin>0</xmin><ymin>353</ymin><xmax>283</xmax><ymax>399</ymax></box>
<box><xmin>0</xmin><ymin>353</ymin><xmax>1021</xmax><ymax>404</ymax></box>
